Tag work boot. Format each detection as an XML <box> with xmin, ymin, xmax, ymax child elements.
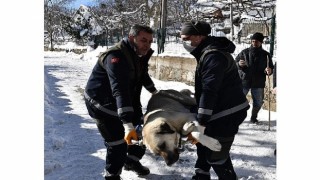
<box><xmin>250</xmin><ymin>107</ymin><xmax>260</xmax><ymax>123</ymax></box>
<box><xmin>105</xmin><ymin>175</ymin><xmax>121</xmax><ymax>180</ymax></box>
<box><xmin>211</xmin><ymin>157</ymin><xmax>237</xmax><ymax>180</ymax></box>
<box><xmin>124</xmin><ymin>161</ymin><xmax>150</xmax><ymax>176</ymax></box>
<box><xmin>191</xmin><ymin>173</ymin><xmax>210</xmax><ymax>180</ymax></box>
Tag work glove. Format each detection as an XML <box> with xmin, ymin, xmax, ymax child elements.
<box><xmin>185</xmin><ymin>121</ymin><xmax>221</xmax><ymax>151</ymax></box>
<box><xmin>123</xmin><ymin>123</ymin><xmax>138</xmax><ymax>145</ymax></box>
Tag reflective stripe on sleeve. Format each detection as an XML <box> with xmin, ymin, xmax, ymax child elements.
<box><xmin>208</xmin><ymin>101</ymin><xmax>249</xmax><ymax>122</ymax></box>
<box><xmin>198</xmin><ymin>108</ymin><xmax>213</xmax><ymax>115</ymax></box>
<box><xmin>117</xmin><ymin>106</ymin><xmax>134</xmax><ymax>115</ymax></box>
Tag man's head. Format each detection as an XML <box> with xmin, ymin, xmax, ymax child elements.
<box><xmin>251</xmin><ymin>32</ymin><xmax>264</xmax><ymax>48</ymax></box>
<box><xmin>180</xmin><ymin>21</ymin><xmax>211</xmax><ymax>50</ymax></box>
<box><xmin>128</xmin><ymin>24</ymin><xmax>154</xmax><ymax>56</ymax></box>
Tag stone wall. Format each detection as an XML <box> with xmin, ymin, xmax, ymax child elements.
<box><xmin>149</xmin><ymin>55</ymin><xmax>276</xmax><ymax>112</ymax></box>
<box><xmin>149</xmin><ymin>56</ymin><xmax>196</xmax><ymax>85</ymax></box>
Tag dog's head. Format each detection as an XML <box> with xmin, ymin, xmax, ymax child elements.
<box><xmin>142</xmin><ymin>119</ymin><xmax>181</xmax><ymax>166</ymax></box>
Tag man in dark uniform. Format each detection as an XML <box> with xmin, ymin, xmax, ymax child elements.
<box><xmin>180</xmin><ymin>21</ymin><xmax>249</xmax><ymax>180</ymax></box>
<box><xmin>84</xmin><ymin>24</ymin><xmax>158</xmax><ymax>180</ymax></box>
<box><xmin>235</xmin><ymin>32</ymin><xmax>274</xmax><ymax>123</ymax></box>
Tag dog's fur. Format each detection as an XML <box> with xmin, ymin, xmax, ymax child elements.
<box><xmin>142</xmin><ymin>89</ymin><xmax>197</xmax><ymax>166</ymax></box>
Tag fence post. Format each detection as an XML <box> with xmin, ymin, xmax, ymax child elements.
<box><xmin>269</xmin><ymin>14</ymin><xmax>276</xmax><ymax>58</ymax></box>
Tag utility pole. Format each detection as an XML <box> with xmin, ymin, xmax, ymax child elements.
<box><xmin>158</xmin><ymin>0</ymin><xmax>167</xmax><ymax>54</ymax></box>
<box><xmin>269</xmin><ymin>14</ymin><xmax>276</xmax><ymax>58</ymax></box>
<box><xmin>229</xmin><ymin>0</ymin><xmax>234</xmax><ymax>40</ymax></box>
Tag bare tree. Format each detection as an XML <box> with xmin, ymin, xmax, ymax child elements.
<box><xmin>93</xmin><ymin>0</ymin><xmax>156</xmax><ymax>39</ymax></box>
<box><xmin>232</xmin><ymin>0</ymin><xmax>276</xmax><ymax>35</ymax></box>
<box><xmin>44</xmin><ymin>0</ymin><xmax>75</xmax><ymax>50</ymax></box>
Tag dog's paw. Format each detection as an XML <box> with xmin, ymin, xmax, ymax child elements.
<box><xmin>182</xmin><ymin>121</ymin><xmax>196</xmax><ymax>135</ymax></box>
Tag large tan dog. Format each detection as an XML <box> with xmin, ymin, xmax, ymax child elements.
<box><xmin>142</xmin><ymin>89</ymin><xmax>221</xmax><ymax>166</ymax></box>
<box><xmin>142</xmin><ymin>89</ymin><xmax>196</xmax><ymax>166</ymax></box>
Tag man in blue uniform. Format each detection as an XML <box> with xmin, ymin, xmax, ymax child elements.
<box><xmin>84</xmin><ymin>24</ymin><xmax>158</xmax><ymax>180</ymax></box>
<box><xmin>180</xmin><ymin>21</ymin><xmax>249</xmax><ymax>180</ymax></box>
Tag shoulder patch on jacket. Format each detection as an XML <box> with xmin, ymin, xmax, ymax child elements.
<box><xmin>111</xmin><ymin>57</ymin><xmax>120</xmax><ymax>64</ymax></box>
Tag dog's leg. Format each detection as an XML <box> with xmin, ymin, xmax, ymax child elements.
<box><xmin>183</xmin><ymin>121</ymin><xmax>222</xmax><ymax>152</ymax></box>
<box><xmin>190</xmin><ymin>131</ymin><xmax>222</xmax><ymax>151</ymax></box>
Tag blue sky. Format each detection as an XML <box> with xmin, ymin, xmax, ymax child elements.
<box><xmin>69</xmin><ymin>0</ymin><xmax>97</xmax><ymax>9</ymax></box>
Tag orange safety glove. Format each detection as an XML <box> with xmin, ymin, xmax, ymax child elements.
<box><xmin>123</xmin><ymin>123</ymin><xmax>138</xmax><ymax>145</ymax></box>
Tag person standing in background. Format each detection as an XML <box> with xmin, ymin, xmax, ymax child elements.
<box><xmin>235</xmin><ymin>32</ymin><xmax>274</xmax><ymax>123</ymax></box>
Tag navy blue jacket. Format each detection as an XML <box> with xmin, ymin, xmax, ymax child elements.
<box><xmin>190</xmin><ymin>36</ymin><xmax>248</xmax><ymax>125</ymax></box>
<box><xmin>85</xmin><ymin>38</ymin><xmax>156</xmax><ymax>125</ymax></box>
<box><xmin>235</xmin><ymin>46</ymin><xmax>274</xmax><ymax>88</ymax></box>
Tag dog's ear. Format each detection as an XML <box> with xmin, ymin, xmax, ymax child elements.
<box><xmin>157</xmin><ymin>122</ymin><xmax>175</xmax><ymax>134</ymax></box>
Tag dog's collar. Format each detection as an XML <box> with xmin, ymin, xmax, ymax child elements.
<box><xmin>143</xmin><ymin>109</ymin><xmax>166</xmax><ymax>125</ymax></box>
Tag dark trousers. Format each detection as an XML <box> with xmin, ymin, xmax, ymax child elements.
<box><xmin>195</xmin><ymin>110</ymin><xmax>247</xmax><ymax>179</ymax></box>
<box><xmin>195</xmin><ymin>140</ymin><xmax>236</xmax><ymax>180</ymax></box>
<box><xmin>85</xmin><ymin>99</ymin><xmax>145</xmax><ymax>176</ymax></box>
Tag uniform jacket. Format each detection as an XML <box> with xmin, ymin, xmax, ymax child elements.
<box><xmin>190</xmin><ymin>36</ymin><xmax>249</xmax><ymax>125</ymax></box>
<box><xmin>85</xmin><ymin>38</ymin><xmax>156</xmax><ymax>125</ymax></box>
<box><xmin>235</xmin><ymin>46</ymin><xmax>274</xmax><ymax>88</ymax></box>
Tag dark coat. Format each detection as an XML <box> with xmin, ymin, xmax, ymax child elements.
<box><xmin>190</xmin><ymin>36</ymin><xmax>249</xmax><ymax>125</ymax></box>
<box><xmin>85</xmin><ymin>38</ymin><xmax>156</xmax><ymax>125</ymax></box>
<box><xmin>235</xmin><ymin>46</ymin><xmax>274</xmax><ymax>88</ymax></box>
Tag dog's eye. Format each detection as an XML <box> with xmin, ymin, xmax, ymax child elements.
<box><xmin>153</xmin><ymin>143</ymin><xmax>166</xmax><ymax>155</ymax></box>
<box><xmin>157</xmin><ymin>123</ymin><xmax>175</xmax><ymax>134</ymax></box>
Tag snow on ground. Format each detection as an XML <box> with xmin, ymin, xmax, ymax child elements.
<box><xmin>44</xmin><ymin>48</ymin><xmax>276</xmax><ymax>180</ymax></box>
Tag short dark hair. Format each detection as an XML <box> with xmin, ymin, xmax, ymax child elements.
<box><xmin>129</xmin><ymin>24</ymin><xmax>154</xmax><ymax>36</ymax></box>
